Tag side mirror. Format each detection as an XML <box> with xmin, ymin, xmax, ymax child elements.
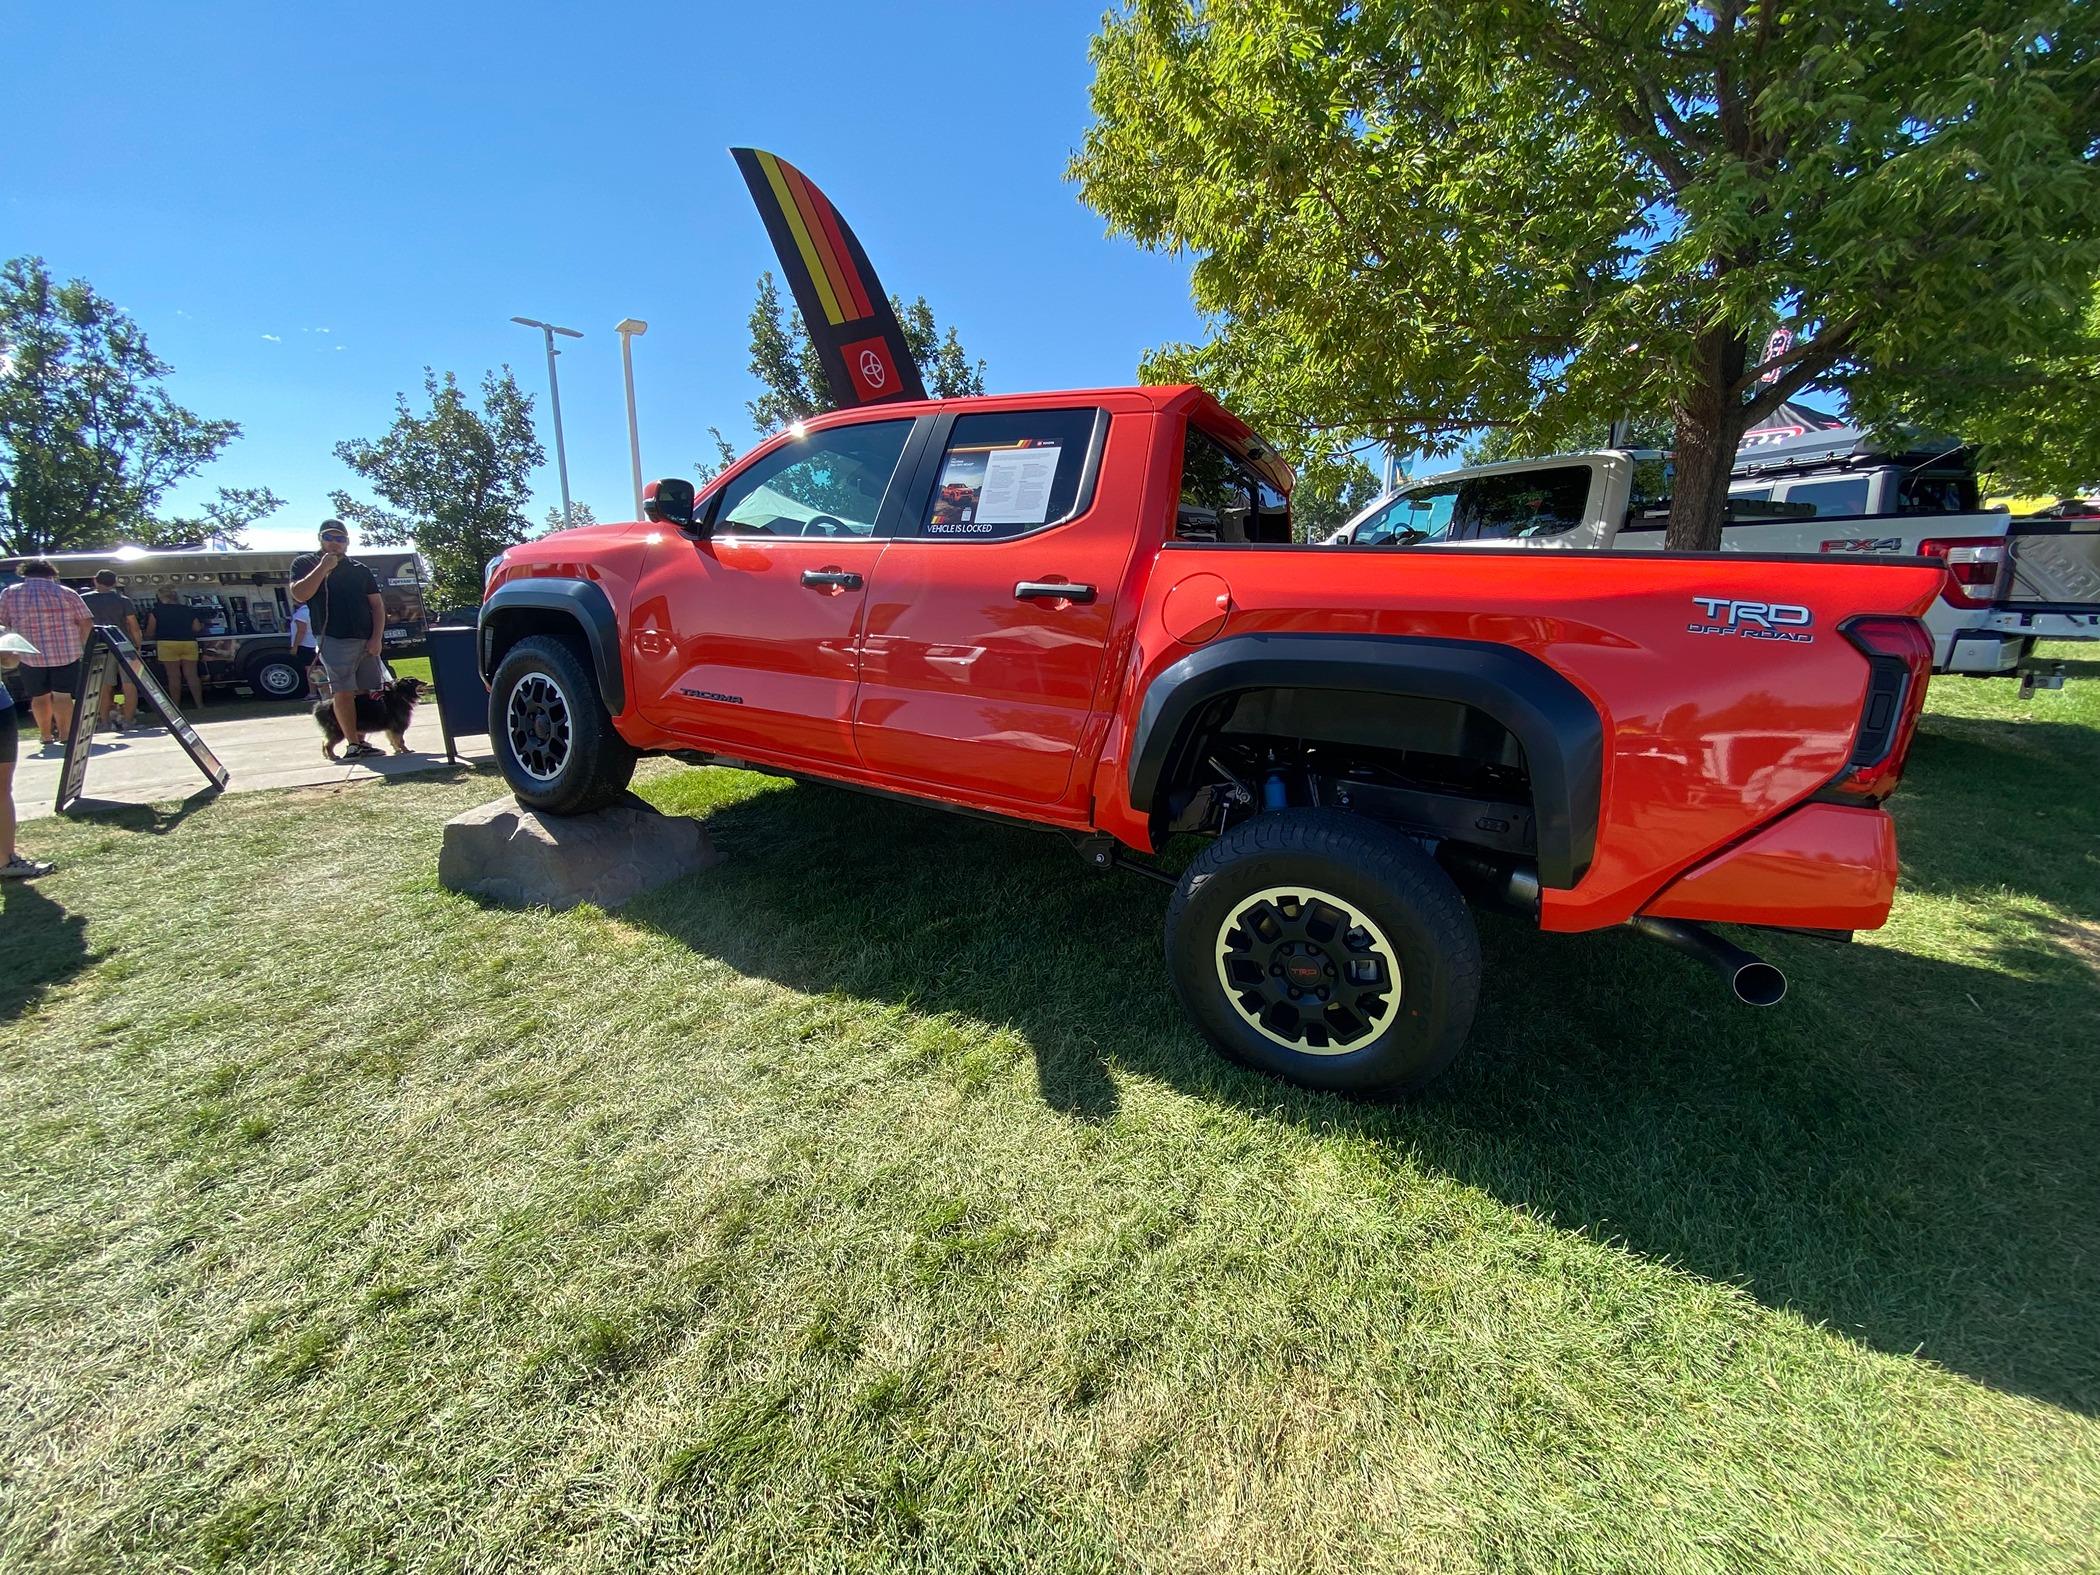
<box><xmin>644</xmin><ymin>477</ymin><xmax>701</xmax><ymax>532</ymax></box>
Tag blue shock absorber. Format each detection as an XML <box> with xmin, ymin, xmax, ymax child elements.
<box><xmin>1262</xmin><ymin>771</ymin><xmax>1290</xmax><ymax>812</ymax></box>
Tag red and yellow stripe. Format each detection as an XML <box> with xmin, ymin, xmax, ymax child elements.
<box><xmin>751</xmin><ymin>150</ymin><xmax>875</xmax><ymax>328</ymax></box>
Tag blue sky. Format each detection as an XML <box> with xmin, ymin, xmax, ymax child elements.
<box><xmin>2</xmin><ymin>0</ymin><xmax>1206</xmax><ymax>548</ymax></box>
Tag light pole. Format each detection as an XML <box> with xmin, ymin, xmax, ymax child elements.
<box><xmin>614</xmin><ymin>318</ymin><xmax>649</xmax><ymax>519</ymax></box>
<box><xmin>511</xmin><ymin>316</ymin><xmax>583</xmax><ymax>523</ymax></box>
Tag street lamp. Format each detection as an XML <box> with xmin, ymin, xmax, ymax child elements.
<box><xmin>511</xmin><ymin>316</ymin><xmax>583</xmax><ymax>523</ymax></box>
<box><xmin>614</xmin><ymin>318</ymin><xmax>649</xmax><ymax>519</ymax></box>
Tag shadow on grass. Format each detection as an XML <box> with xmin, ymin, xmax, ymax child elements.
<box><xmin>620</xmin><ymin>775</ymin><xmax>2100</xmax><ymax>1414</ymax></box>
<box><xmin>0</xmin><ymin>879</ymin><xmax>90</xmax><ymax>1019</ymax></box>
<box><xmin>57</xmin><ymin>790</ymin><xmax>221</xmax><ymax>833</ymax></box>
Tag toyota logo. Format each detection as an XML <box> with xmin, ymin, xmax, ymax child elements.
<box><xmin>858</xmin><ymin>348</ymin><xmax>886</xmax><ymax>388</ymax></box>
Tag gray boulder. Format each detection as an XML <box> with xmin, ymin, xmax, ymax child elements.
<box><xmin>439</xmin><ymin>794</ymin><xmax>715</xmax><ymax>911</ymax></box>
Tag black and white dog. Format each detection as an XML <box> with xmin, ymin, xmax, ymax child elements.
<box><xmin>315</xmin><ymin>675</ymin><xmax>426</xmax><ymax>759</ymax></box>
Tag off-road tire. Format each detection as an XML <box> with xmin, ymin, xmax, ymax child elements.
<box><xmin>489</xmin><ymin>634</ymin><xmax>637</xmax><ymax>815</ymax></box>
<box><xmin>1165</xmin><ymin>809</ymin><xmax>1481</xmax><ymax>1098</ymax></box>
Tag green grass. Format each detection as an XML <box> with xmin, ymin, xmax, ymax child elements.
<box><xmin>2</xmin><ymin>651</ymin><xmax>2097</xmax><ymax>1570</ymax></box>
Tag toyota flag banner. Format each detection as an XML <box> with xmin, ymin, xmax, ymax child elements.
<box><xmin>731</xmin><ymin>147</ymin><xmax>928</xmax><ymax>409</ymax></box>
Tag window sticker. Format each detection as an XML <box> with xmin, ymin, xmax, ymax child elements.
<box><xmin>977</xmin><ymin>443</ymin><xmax>1060</xmax><ymax>525</ymax></box>
<box><xmin>928</xmin><ymin>441</ymin><xmax>1065</xmax><ymax>534</ymax></box>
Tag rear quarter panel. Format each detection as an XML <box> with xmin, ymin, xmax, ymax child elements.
<box><xmin>1097</xmin><ymin>546</ymin><xmax>1944</xmax><ymax>930</ymax></box>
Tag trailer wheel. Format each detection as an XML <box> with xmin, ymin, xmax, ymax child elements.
<box><xmin>245</xmin><ymin>651</ymin><xmax>310</xmax><ymax>701</ymax></box>
<box><xmin>1165</xmin><ymin>809</ymin><xmax>1481</xmax><ymax>1098</ymax></box>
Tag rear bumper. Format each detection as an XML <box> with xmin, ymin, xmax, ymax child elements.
<box><xmin>1944</xmin><ymin>628</ymin><xmax>2026</xmax><ymax>674</ymax></box>
<box><xmin>1638</xmin><ymin>803</ymin><xmax>1899</xmax><ymax>932</ymax></box>
<box><xmin>1983</xmin><ymin>607</ymin><xmax>2100</xmax><ymax>641</ymax></box>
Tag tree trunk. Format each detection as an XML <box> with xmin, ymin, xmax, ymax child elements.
<box><xmin>1664</xmin><ymin>331</ymin><xmax>1750</xmax><ymax>552</ymax></box>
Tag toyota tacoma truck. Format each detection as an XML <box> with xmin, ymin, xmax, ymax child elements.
<box><xmin>479</xmin><ymin>386</ymin><xmax>1946</xmax><ymax>1097</ymax></box>
<box><xmin>1324</xmin><ymin>429</ymin><xmax>2100</xmax><ymax>687</ymax></box>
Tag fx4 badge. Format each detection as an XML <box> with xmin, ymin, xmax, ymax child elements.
<box><xmin>1689</xmin><ymin>597</ymin><xmax>1814</xmax><ymax>643</ymax></box>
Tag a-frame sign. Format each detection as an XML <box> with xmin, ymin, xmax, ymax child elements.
<box><xmin>55</xmin><ymin>626</ymin><xmax>228</xmax><ymax>815</ymax></box>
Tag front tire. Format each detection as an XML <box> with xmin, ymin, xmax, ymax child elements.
<box><xmin>1165</xmin><ymin>809</ymin><xmax>1481</xmax><ymax>1098</ymax></box>
<box><xmin>489</xmin><ymin>634</ymin><xmax>637</xmax><ymax>815</ymax></box>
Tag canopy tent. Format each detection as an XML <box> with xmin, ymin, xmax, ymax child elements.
<box><xmin>1740</xmin><ymin>398</ymin><xmax>1847</xmax><ymax>449</ymax></box>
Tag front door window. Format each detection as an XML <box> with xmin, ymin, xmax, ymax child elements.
<box><xmin>712</xmin><ymin>420</ymin><xmax>913</xmax><ymax>538</ymax></box>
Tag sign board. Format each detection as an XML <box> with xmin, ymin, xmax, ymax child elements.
<box><xmin>56</xmin><ymin>626</ymin><xmax>229</xmax><ymax>815</ymax></box>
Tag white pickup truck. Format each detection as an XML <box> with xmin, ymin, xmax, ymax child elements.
<box><xmin>1329</xmin><ymin>427</ymin><xmax>2100</xmax><ymax>681</ymax></box>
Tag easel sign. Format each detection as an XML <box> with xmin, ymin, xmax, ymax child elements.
<box><xmin>56</xmin><ymin>626</ymin><xmax>229</xmax><ymax>815</ymax></box>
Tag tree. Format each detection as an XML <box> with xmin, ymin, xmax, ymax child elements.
<box><xmin>1072</xmin><ymin>2</ymin><xmax>2100</xmax><ymax>548</ymax></box>
<box><xmin>142</xmin><ymin>485</ymin><xmax>286</xmax><ymax>550</ymax></box>
<box><xmin>542</xmin><ymin>499</ymin><xmax>596</xmax><ymax>535</ymax></box>
<box><xmin>1463</xmin><ymin>414</ymin><xmax>1676</xmax><ymax>469</ymax></box>
<box><xmin>725</xmin><ymin>271</ymin><xmax>988</xmax><ymax>445</ymax></box>
<box><xmin>0</xmin><ymin>255</ymin><xmax>240</xmax><ymax>553</ymax></box>
<box><xmin>1864</xmin><ymin>277</ymin><xmax>2100</xmax><ymax>493</ymax></box>
<box><xmin>331</xmin><ymin>368</ymin><xmax>542</xmax><ymax>607</ymax></box>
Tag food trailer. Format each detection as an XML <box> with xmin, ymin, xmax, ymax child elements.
<box><xmin>2</xmin><ymin>546</ymin><xmax>430</xmax><ymax>701</ymax></box>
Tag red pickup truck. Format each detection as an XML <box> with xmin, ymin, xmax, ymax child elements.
<box><xmin>479</xmin><ymin>386</ymin><xmax>1945</xmax><ymax>1096</ymax></box>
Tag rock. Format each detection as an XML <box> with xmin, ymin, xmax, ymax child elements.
<box><xmin>438</xmin><ymin>793</ymin><xmax>716</xmax><ymax>911</ymax></box>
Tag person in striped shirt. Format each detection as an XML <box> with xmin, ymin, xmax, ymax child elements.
<box><xmin>0</xmin><ymin>560</ymin><xmax>94</xmax><ymax>753</ymax></box>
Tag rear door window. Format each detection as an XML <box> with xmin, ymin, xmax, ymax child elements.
<box><xmin>1454</xmin><ymin>465</ymin><xmax>1592</xmax><ymax>540</ymax></box>
<box><xmin>1774</xmin><ymin>477</ymin><xmax>1871</xmax><ymax>518</ymax></box>
<box><xmin>923</xmin><ymin>408</ymin><xmax>1102</xmax><ymax>538</ymax></box>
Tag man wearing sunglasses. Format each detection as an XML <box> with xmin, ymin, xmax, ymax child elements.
<box><xmin>289</xmin><ymin>520</ymin><xmax>387</xmax><ymax>759</ymax></box>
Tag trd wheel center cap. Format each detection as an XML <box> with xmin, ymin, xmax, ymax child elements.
<box><xmin>1283</xmin><ymin>956</ymin><xmax>1324</xmax><ymax>986</ymax></box>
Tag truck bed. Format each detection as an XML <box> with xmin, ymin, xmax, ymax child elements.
<box><xmin>1116</xmin><ymin>543</ymin><xmax>1946</xmax><ymax>932</ymax></box>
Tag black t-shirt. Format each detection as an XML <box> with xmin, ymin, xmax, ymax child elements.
<box><xmin>291</xmin><ymin>554</ymin><xmax>382</xmax><ymax>641</ymax></box>
<box><xmin>81</xmin><ymin>589</ymin><xmax>133</xmax><ymax>629</ymax></box>
<box><xmin>148</xmin><ymin>601</ymin><xmax>203</xmax><ymax>641</ymax></box>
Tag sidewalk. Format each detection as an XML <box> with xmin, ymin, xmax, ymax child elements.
<box><xmin>13</xmin><ymin>709</ymin><xmax>488</xmax><ymax>821</ymax></box>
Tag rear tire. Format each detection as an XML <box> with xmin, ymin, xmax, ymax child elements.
<box><xmin>489</xmin><ymin>634</ymin><xmax>637</xmax><ymax>815</ymax></box>
<box><xmin>1165</xmin><ymin>809</ymin><xmax>1481</xmax><ymax>1098</ymax></box>
<box><xmin>245</xmin><ymin>651</ymin><xmax>310</xmax><ymax>701</ymax></box>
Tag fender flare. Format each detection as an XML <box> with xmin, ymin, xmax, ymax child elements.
<box><xmin>1127</xmin><ymin>633</ymin><xmax>1604</xmax><ymax>889</ymax></box>
<box><xmin>477</xmin><ymin>578</ymin><xmax>625</xmax><ymax>714</ymax></box>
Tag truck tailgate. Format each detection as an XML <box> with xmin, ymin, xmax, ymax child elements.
<box><xmin>2002</xmin><ymin>519</ymin><xmax>2100</xmax><ymax>611</ymax></box>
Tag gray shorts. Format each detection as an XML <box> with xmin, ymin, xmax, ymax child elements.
<box><xmin>318</xmin><ymin>635</ymin><xmax>384</xmax><ymax>697</ymax></box>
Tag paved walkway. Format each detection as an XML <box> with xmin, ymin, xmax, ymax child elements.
<box><xmin>14</xmin><ymin>710</ymin><xmax>488</xmax><ymax>821</ymax></box>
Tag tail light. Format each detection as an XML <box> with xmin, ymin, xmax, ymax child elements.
<box><xmin>1822</xmin><ymin>616</ymin><xmax>1933</xmax><ymax>804</ymax></box>
<box><xmin>1917</xmin><ymin>536</ymin><xmax>2007</xmax><ymax>608</ymax></box>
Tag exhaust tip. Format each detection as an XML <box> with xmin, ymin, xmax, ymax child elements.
<box><xmin>1732</xmin><ymin>961</ymin><xmax>1787</xmax><ymax>1007</ymax></box>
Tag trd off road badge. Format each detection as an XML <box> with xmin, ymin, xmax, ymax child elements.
<box><xmin>1688</xmin><ymin>597</ymin><xmax>1815</xmax><ymax>643</ymax></box>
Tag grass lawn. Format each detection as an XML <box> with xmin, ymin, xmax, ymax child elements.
<box><xmin>2</xmin><ymin>651</ymin><xmax>2097</xmax><ymax>1571</ymax></box>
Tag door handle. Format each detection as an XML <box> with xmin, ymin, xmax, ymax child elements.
<box><xmin>800</xmin><ymin>569</ymin><xmax>863</xmax><ymax>592</ymax></box>
<box><xmin>1014</xmin><ymin>580</ymin><xmax>1097</xmax><ymax>604</ymax></box>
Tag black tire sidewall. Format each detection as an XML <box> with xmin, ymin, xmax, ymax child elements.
<box><xmin>489</xmin><ymin>636</ymin><xmax>634</xmax><ymax>815</ymax></box>
<box><xmin>1167</xmin><ymin>815</ymin><xmax>1479</xmax><ymax>1096</ymax></box>
<box><xmin>247</xmin><ymin>655</ymin><xmax>309</xmax><ymax>701</ymax></box>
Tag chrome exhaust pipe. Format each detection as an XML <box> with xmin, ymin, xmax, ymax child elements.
<box><xmin>1627</xmin><ymin>916</ymin><xmax>1787</xmax><ymax>1007</ymax></box>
